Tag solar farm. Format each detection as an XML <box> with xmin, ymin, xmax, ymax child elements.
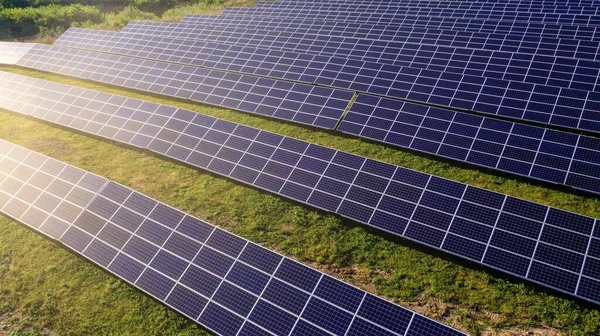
<box><xmin>0</xmin><ymin>0</ymin><xmax>600</xmax><ymax>335</ymax></box>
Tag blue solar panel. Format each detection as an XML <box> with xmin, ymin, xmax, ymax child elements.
<box><xmin>183</xmin><ymin>8</ymin><xmax>600</xmax><ymax>26</ymax></box>
<box><xmin>338</xmin><ymin>94</ymin><xmax>600</xmax><ymax>194</ymax></box>
<box><xmin>122</xmin><ymin>16</ymin><xmax>600</xmax><ymax>42</ymax></box>
<box><xmin>46</xmin><ymin>33</ymin><xmax>600</xmax><ymax>134</ymax></box>
<box><xmin>121</xmin><ymin>20</ymin><xmax>600</xmax><ymax>63</ymax></box>
<box><xmin>0</xmin><ymin>139</ymin><xmax>466</xmax><ymax>336</ymax></box>
<box><xmin>1</xmin><ymin>72</ymin><xmax>599</xmax><ymax>306</ymax></box>
<box><xmin>16</xmin><ymin>44</ymin><xmax>352</xmax><ymax>130</ymax></box>
<box><xmin>219</xmin><ymin>4</ymin><xmax>600</xmax><ymax>17</ymax></box>
<box><xmin>56</xmin><ymin>28</ymin><xmax>600</xmax><ymax>93</ymax></box>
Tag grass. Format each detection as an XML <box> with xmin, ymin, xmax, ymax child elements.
<box><xmin>0</xmin><ymin>66</ymin><xmax>600</xmax><ymax>336</ymax></box>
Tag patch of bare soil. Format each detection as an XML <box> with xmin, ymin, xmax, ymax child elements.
<box><xmin>27</xmin><ymin>138</ymin><xmax>72</xmax><ymax>157</ymax></box>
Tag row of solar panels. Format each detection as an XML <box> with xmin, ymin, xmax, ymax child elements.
<box><xmin>0</xmin><ymin>138</ymin><xmax>466</xmax><ymax>336</ymax></box>
<box><xmin>1</xmin><ymin>0</ymin><xmax>600</xmax><ymax>334</ymax></box>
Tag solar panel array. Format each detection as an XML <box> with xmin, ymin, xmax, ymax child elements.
<box><xmin>118</xmin><ymin>20</ymin><xmax>600</xmax><ymax>63</ymax></box>
<box><xmin>0</xmin><ymin>138</ymin><xmax>468</xmax><ymax>336</ymax></box>
<box><xmin>122</xmin><ymin>16</ymin><xmax>600</xmax><ymax>42</ymax></box>
<box><xmin>14</xmin><ymin>32</ymin><xmax>600</xmax><ymax>194</ymax></box>
<box><xmin>1</xmin><ymin>71</ymin><xmax>600</xmax><ymax>308</ymax></box>
<box><xmin>183</xmin><ymin>8</ymin><xmax>600</xmax><ymax>26</ymax></box>
<box><xmin>43</xmin><ymin>28</ymin><xmax>600</xmax><ymax>195</ymax></box>
<box><xmin>0</xmin><ymin>42</ymin><xmax>37</xmax><ymax>64</ymax></box>
<box><xmin>3</xmin><ymin>0</ymin><xmax>600</xmax><ymax>332</ymax></box>
<box><xmin>17</xmin><ymin>44</ymin><xmax>353</xmax><ymax>130</ymax></box>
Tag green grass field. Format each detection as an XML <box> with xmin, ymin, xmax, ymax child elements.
<box><xmin>2</xmin><ymin>6</ymin><xmax>600</xmax><ymax>334</ymax></box>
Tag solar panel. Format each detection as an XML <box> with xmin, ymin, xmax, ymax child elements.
<box><xmin>16</xmin><ymin>44</ymin><xmax>352</xmax><ymax>130</ymax></box>
<box><xmin>47</xmin><ymin>31</ymin><xmax>600</xmax><ymax>134</ymax></box>
<box><xmin>217</xmin><ymin>5</ymin><xmax>600</xmax><ymax>18</ymax></box>
<box><xmin>243</xmin><ymin>2</ymin><xmax>599</xmax><ymax>15</ymax></box>
<box><xmin>119</xmin><ymin>21</ymin><xmax>600</xmax><ymax>64</ymax></box>
<box><xmin>260</xmin><ymin>0</ymin><xmax>600</xmax><ymax>7</ymax></box>
<box><xmin>121</xmin><ymin>16</ymin><xmax>600</xmax><ymax>42</ymax></box>
<box><xmin>338</xmin><ymin>94</ymin><xmax>600</xmax><ymax>194</ymax></box>
<box><xmin>1</xmin><ymin>71</ymin><xmax>599</xmax><ymax>305</ymax></box>
<box><xmin>253</xmin><ymin>1</ymin><xmax>599</xmax><ymax>11</ymax></box>
<box><xmin>0</xmin><ymin>42</ymin><xmax>37</xmax><ymax>65</ymax></box>
<box><xmin>183</xmin><ymin>8</ymin><xmax>600</xmax><ymax>26</ymax></box>
<box><xmin>0</xmin><ymin>139</ymin><xmax>466</xmax><ymax>336</ymax></box>
<box><xmin>57</xmin><ymin>28</ymin><xmax>600</xmax><ymax>93</ymax></box>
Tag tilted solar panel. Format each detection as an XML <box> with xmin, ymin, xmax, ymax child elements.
<box><xmin>260</xmin><ymin>0</ymin><xmax>600</xmax><ymax>7</ymax></box>
<box><xmin>0</xmin><ymin>139</ymin><xmax>466</xmax><ymax>336</ymax></box>
<box><xmin>16</xmin><ymin>44</ymin><xmax>353</xmax><ymax>130</ymax></box>
<box><xmin>182</xmin><ymin>11</ymin><xmax>600</xmax><ymax>26</ymax></box>
<box><xmin>0</xmin><ymin>72</ymin><xmax>599</xmax><ymax>305</ymax></box>
<box><xmin>119</xmin><ymin>21</ymin><xmax>600</xmax><ymax>64</ymax></box>
<box><xmin>338</xmin><ymin>94</ymin><xmax>600</xmax><ymax>194</ymax></box>
<box><xmin>57</xmin><ymin>28</ymin><xmax>600</xmax><ymax>93</ymax></box>
<box><xmin>121</xmin><ymin>17</ymin><xmax>600</xmax><ymax>42</ymax></box>
<box><xmin>3</xmin><ymin>69</ymin><xmax>600</xmax><ymax>194</ymax></box>
<box><xmin>0</xmin><ymin>42</ymin><xmax>38</xmax><ymax>65</ymax></box>
<box><xmin>46</xmin><ymin>32</ymin><xmax>600</xmax><ymax>134</ymax></box>
<box><xmin>249</xmin><ymin>2</ymin><xmax>599</xmax><ymax>12</ymax></box>
<box><xmin>218</xmin><ymin>6</ymin><xmax>600</xmax><ymax>19</ymax></box>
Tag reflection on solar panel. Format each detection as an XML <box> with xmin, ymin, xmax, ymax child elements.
<box><xmin>121</xmin><ymin>20</ymin><xmax>600</xmax><ymax>63</ymax></box>
<box><xmin>1</xmin><ymin>71</ymin><xmax>599</xmax><ymax>305</ymax></box>
<box><xmin>183</xmin><ymin>9</ymin><xmax>600</xmax><ymax>26</ymax></box>
<box><xmin>0</xmin><ymin>42</ymin><xmax>37</xmax><ymax>65</ymax></box>
<box><xmin>17</xmin><ymin>44</ymin><xmax>352</xmax><ymax>130</ymax></box>
<box><xmin>57</xmin><ymin>28</ymin><xmax>600</xmax><ymax>93</ymax></box>
<box><xmin>0</xmin><ymin>139</ymin><xmax>466</xmax><ymax>336</ymax></box>
<box><xmin>121</xmin><ymin>16</ymin><xmax>600</xmax><ymax>42</ymax></box>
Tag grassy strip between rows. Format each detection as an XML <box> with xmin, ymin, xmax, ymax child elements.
<box><xmin>0</xmin><ymin>65</ymin><xmax>599</xmax><ymax>336</ymax></box>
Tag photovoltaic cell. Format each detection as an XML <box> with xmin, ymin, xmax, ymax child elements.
<box><xmin>0</xmin><ymin>72</ymin><xmax>599</xmax><ymax>305</ymax></box>
<box><xmin>16</xmin><ymin>44</ymin><xmax>352</xmax><ymax>130</ymax></box>
<box><xmin>0</xmin><ymin>139</ymin><xmax>465</xmax><ymax>336</ymax></box>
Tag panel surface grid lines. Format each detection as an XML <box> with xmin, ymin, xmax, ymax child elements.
<box><xmin>122</xmin><ymin>15</ymin><xmax>600</xmax><ymax>42</ymax></box>
<box><xmin>0</xmin><ymin>138</ymin><xmax>466</xmax><ymax>336</ymax></box>
<box><xmin>17</xmin><ymin>44</ymin><xmax>352</xmax><ymax>130</ymax></box>
<box><xmin>337</xmin><ymin>94</ymin><xmax>600</xmax><ymax>195</ymax></box>
<box><xmin>9</xmin><ymin>38</ymin><xmax>600</xmax><ymax>194</ymax></box>
<box><xmin>0</xmin><ymin>42</ymin><xmax>38</xmax><ymax>65</ymax></box>
<box><xmin>116</xmin><ymin>20</ymin><xmax>600</xmax><ymax>65</ymax></box>
<box><xmin>182</xmin><ymin>7</ymin><xmax>600</xmax><ymax>26</ymax></box>
<box><xmin>55</xmin><ymin>28</ymin><xmax>600</xmax><ymax>99</ymax></box>
<box><xmin>1</xmin><ymin>71</ymin><xmax>599</xmax><ymax>306</ymax></box>
<box><xmin>51</xmin><ymin>27</ymin><xmax>600</xmax><ymax>135</ymax></box>
<box><xmin>51</xmin><ymin>28</ymin><xmax>600</xmax><ymax>136</ymax></box>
